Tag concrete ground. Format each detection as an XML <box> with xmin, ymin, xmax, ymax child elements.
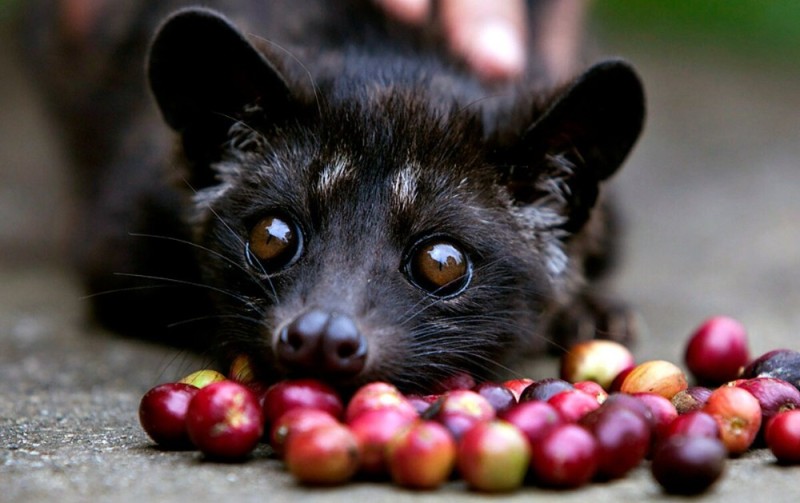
<box><xmin>2</xmin><ymin>14</ymin><xmax>800</xmax><ymax>503</ymax></box>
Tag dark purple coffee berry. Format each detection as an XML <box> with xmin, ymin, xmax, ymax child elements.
<box><xmin>651</xmin><ymin>435</ymin><xmax>726</xmax><ymax>495</ymax></box>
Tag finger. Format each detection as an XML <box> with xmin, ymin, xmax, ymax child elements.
<box><xmin>440</xmin><ymin>0</ymin><xmax>527</xmax><ymax>81</ymax></box>
<box><xmin>537</xmin><ymin>0</ymin><xmax>587</xmax><ymax>82</ymax></box>
<box><xmin>59</xmin><ymin>0</ymin><xmax>106</xmax><ymax>42</ymax></box>
<box><xmin>373</xmin><ymin>0</ymin><xmax>431</xmax><ymax>26</ymax></box>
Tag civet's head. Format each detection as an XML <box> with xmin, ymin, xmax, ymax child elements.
<box><xmin>147</xmin><ymin>8</ymin><xmax>645</xmax><ymax>392</ymax></box>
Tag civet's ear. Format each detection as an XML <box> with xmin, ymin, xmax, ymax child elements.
<box><xmin>148</xmin><ymin>8</ymin><xmax>294</xmax><ymax>165</ymax></box>
<box><xmin>499</xmin><ymin>60</ymin><xmax>645</xmax><ymax>232</ymax></box>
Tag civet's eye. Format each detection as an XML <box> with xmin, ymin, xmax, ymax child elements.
<box><xmin>246</xmin><ymin>214</ymin><xmax>302</xmax><ymax>273</ymax></box>
<box><xmin>405</xmin><ymin>239</ymin><xmax>471</xmax><ymax>297</ymax></box>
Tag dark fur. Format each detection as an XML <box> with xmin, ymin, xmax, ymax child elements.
<box><xmin>21</xmin><ymin>0</ymin><xmax>645</xmax><ymax>392</ymax></box>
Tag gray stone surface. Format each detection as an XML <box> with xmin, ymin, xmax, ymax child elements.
<box><xmin>3</xmin><ymin>16</ymin><xmax>800</xmax><ymax>503</ymax></box>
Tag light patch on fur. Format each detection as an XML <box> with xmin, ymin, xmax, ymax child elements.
<box><xmin>511</xmin><ymin>205</ymin><xmax>569</xmax><ymax>278</ymax></box>
<box><xmin>391</xmin><ymin>164</ymin><xmax>420</xmax><ymax>212</ymax></box>
<box><xmin>316</xmin><ymin>154</ymin><xmax>353</xmax><ymax>195</ymax></box>
<box><xmin>189</xmin><ymin>159</ymin><xmax>242</xmax><ymax>227</ymax></box>
<box><xmin>192</xmin><ymin>182</ymin><xmax>233</xmax><ymax>217</ymax></box>
<box><xmin>506</xmin><ymin>152</ymin><xmax>581</xmax><ymax>287</ymax></box>
<box><xmin>227</xmin><ymin>117</ymin><xmax>267</xmax><ymax>153</ymax></box>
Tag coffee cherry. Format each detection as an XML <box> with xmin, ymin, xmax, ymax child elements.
<box><xmin>138</xmin><ymin>382</ymin><xmax>198</xmax><ymax>449</ymax></box>
<box><xmin>608</xmin><ymin>367</ymin><xmax>634</xmax><ymax>392</ymax></box>
<box><xmin>269</xmin><ymin>407</ymin><xmax>339</xmax><ymax>457</ymax></box>
<box><xmin>438</xmin><ymin>389</ymin><xmax>495</xmax><ymax>419</ymax></box>
<box><xmin>457</xmin><ymin>420</ymin><xmax>530</xmax><ymax>492</ymax></box>
<box><xmin>765</xmin><ymin>409</ymin><xmax>800</xmax><ymax>464</ymax></box>
<box><xmin>560</xmin><ymin>340</ymin><xmax>635</xmax><ymax>390</ymax></box>
<box><xmin>671</xmin><ymin>386</ymin><xmax>713</xmax><ymax>414</ymax></box>
<box><xmin>547</xmin><ymin>389</ymin><xmax>601</xmax><ymax>423</ymax></box>
<box><xmin>387</xmin><ymin>420</ymin><xmax>456</xmax><ymax>489</ymax></box>
<box><xmin>519</xmin><ymin>378</ymin><xmax>574</xmax><ymax>402</ymax></box>
<box><xmin>179</xmin><ymin>369</ymin><xmax>226</xmax><ymax>388</ymax></box>
<box><xmin>580</xmin><ymin>402</ymin><xmax>652</xmax><ymax>479</ymax></box>
<box><xmin>684</xmin><ymin>316</ymin><xmax>749</xmax><ymax>385</ymax></box>
<box><xmin>186</xmin><ymin>381</ymin><xmax>264</xmax><ymax>459</ymax></box>
<box><xmin>472</xmin><ymin>382</ymin><xmax>516</xmax><ymax>414</ymax></box>
<box><xmin>633</xmin><ymin>392</ymin><xmax>678</xmax><ymax>442</ymax></box>
<box><xmin>285</xmin><ymin>423</ymin><xmax>360</xmax><ymax>485</ymax></box>
<box><xmin>406</xmin><ymin>394</ymin><xmax>437</xmax><ymax>415</ymax></box>
<box><xmin>345</xmin><ymin>381</ymin><xmax>416</xmax><ymax>423</ymax></box>
<box><xmin>499</xmin><ymin>401</ymin><xmax>564</xmax><ymax>447</ymax></box>
<box><xmin>502</xmin><ymin>378</ymin><xmax>534</xmax><ymax>401</ymax></box>
<box><xmin>573</xmin><ymin>380</ymin><xmax>608</xmax><ymax>404</ymax></box>
<box><xmin>227</xmin><ymin>354</ymin><xmax>257</xmax><ymax>384</ymax></box>
<box><xmin>620</xmin><ymin>360</ymin><xmax>688</xmax><ymax>399</ymax></box>
<box><xmin>348</xmin><ymin>408</ymin><xmax>416</xmax><ymax>475</ymax></box>
<box><xmin>432</xmin><ymin>372</ymin><xmax>476</xmax><ymax>393</ymax></box>
<box><xmin>663</xmin><ymin>411</ymin><xmax>720</xmax><ymax>440</ymax></box>
<box><xmin>434</xmin><ymin>390</ymin><xmax>495</xmax><ymax>440</ymax></box>
<box><xmin>602</xmin><ymin>393</ymin><xmax>654</xmax><ymax>425</ymax></box>
<box><xmin>703</xmin><ymin>385</ymin><xmax>762</xmax><ymax>455</ymax></box>
<box><xmin>529</xmin><ymin>424</ymin><xmax>598</xmax><ymax>488</ymax></box>
<box><xmin>263</xmin><ymin>379</ymin><xmax>344</xmax><ymax>425</ymax></box>
<box><xmin>735</xmin><ymin>377</ymin><xmax>800</xmax><ymax>427</ymax></box>
<box><xmin>742</xmin><ymin>349</ymin><xmax>800</xmax><ymax>390</ymax></box>
<box><xmin>651</xmin><ymin>435</ymin><xmax>726</xmax><ymax>495</ymax></box>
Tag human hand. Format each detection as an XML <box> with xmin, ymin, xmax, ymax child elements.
<box><xmin>375</xmin><ymin>0</ymin><xmax>527</xmax><ymax>81</ymax></box>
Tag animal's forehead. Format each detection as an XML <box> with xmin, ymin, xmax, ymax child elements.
<box><xmin>309</xmin><ymin>149</ymin><xmax>482</xmax><ymax>212</ymax></box>
<box><xmin>298</xmin><ymin>149</ymin><xmax>510</xmax><ymax>255</ymax></box>
<box><xmin>217</xmin><ymin>92</ymin><xmax>501</xmax><ymax>231</ymax></box>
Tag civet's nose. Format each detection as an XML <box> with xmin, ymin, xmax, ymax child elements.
<box><xmin>276</xmin><ymin>308</ymin><xmax>367</xmax><ymax>378</ymax></box>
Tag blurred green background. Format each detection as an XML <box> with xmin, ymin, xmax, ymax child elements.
<box><xmin>592</xmin><ymin>0</ymin><xmax>800</xmax><ymax>64</ymax></box>
<box><xmin>0</xmin><ymin>0</ymin><xmax>19</xmax><ymax>23</ymax></box>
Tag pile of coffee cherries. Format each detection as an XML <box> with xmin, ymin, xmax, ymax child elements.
<box><xmin>139</xmin><ymin>316</ymin><xmax>800</xmax><ymax>494</ymax></box>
